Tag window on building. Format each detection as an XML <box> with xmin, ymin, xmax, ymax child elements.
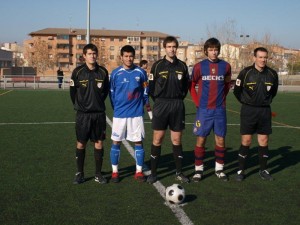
<box><xmin>91</xmin><ymin>37</ymin><xmax>98</xmax><ymax>42</ymax></box>
<box><xmin>76</xmin><ymin>35</ymin><xmax>86</xmax><ymax>40</ymax></box>
<box><xmin>127</xmin><ymin>36</ymin><xmax>140</xmax><ymax>42</ymax></box>
<box><xmin>110</xmin><ymin>55</ymin><xmax>114</xmax><ymax>60</ymax></box>
<box><xmin>110</xmin><ymin>38</ymin><xmax>114</xmax><ymax>41</ymax></box>
<box><xmin>76</xmin><ymin>44</ymin><xmax>85</xmax><ymax>49</ymax></box>
<box><xmin>147</xmin><ymin>46</ymin><xmax>159</xmax><ymax>51</ymax></box>
<box><xmin>119</xmin><ymin>38</ymin><xmax>123</xmax><ymax>42</ymax></box>
<box><xmin>57</xmin><ymin>44</ymin><xmax>70</xmax><ymax>49</ymax></box>
<box><xmin>58</xmin><ymin>53</ymin><xmax>70</xmax><ymax>58</ymax></box>
<box><xmin>146</xmin><ymin>37</ymin><xmax>159</xmax><ymax>42</ymax></box>
<box><xmin>57</xmin><ymin>35</ymin><xmax>69</xmax><ymax>40</ymax></box>
<box><xmin>132</xmin><ymin>45</ymin><xmax>140</xmax><ymax>51</ymax></box>
<box><xmin>110</xmin><ymin>46</ymin><xmax>115</xmax><ymax>51</ymax></box>
<box><xmin>60</xmin><ymin>63</ymin><xmax>69</xmax><ymax>68</ymax></box>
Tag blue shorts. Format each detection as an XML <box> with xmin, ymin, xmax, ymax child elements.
<box><xmin>193</xmin><ymin>108</ymin><xmax>227</xmax><ymax>137</ymax></box>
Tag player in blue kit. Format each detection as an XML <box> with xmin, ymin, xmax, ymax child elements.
<box><xmin>109</xmin><ymin>45</ymin><xmax>149</xmax><ymax>183</ymax></box>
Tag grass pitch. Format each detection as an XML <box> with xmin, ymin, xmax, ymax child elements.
<box><xmin>0</xmin><ymin>89</ymin><xmax>299</xmax><ymax>225</ymax></box>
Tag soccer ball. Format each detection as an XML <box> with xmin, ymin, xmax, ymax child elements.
<box><xmin>165</xmin><ymin>184</ymin><xmax>185</xmax><ymax>204</ymax></box>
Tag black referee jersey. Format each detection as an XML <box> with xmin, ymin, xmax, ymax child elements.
<box><xmin>233</xmin><ymin>64</ymin><xmax>278</xmax><ymax>107</ymax></box>
<box><xmin>70</xmin><ymin>63</ymin><xmax>109</xmax><ymax>113</ymax></box>
<box><xmin>148</xmin><ymin>56</ymin><xmax>189</xmax><ymax>101</ymax></box>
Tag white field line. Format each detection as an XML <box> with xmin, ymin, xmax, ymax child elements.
<box><xmin>0</xmin><ymin>90</ymin><xmax>13</xmax><ymax>96</ymax></box>
<box><xmin>0</xmin><ymin>119</ymin><xmax>298</xmax><ymax>224</ymax></box>
<box><xmin>105</xmin><ymin>116</ymin><xmax>194</xmax><ymax>225</ymax></box>
<box><xmin>0</xmin><ymin>122</ymin><xmax>74</xmax><ymax>125</ymax></box>
<box><xmin>0</xmin><ymin>121</ymin><xmax>299</xmax><ymax>129</ymax></box>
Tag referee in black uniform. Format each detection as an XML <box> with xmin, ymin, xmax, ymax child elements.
<box><xmin>233</xmin><ymin>47</ymin><xmax>278</xmax><ymax>181</ymax></box>
<box><xmin>146</xmin><ymin>36</ymin><xmax>190</xmax><ymax>184</ymax></box>
<box><xmin>70</xmin><ymin>44</ymin><xmax>109</xmax><ymax>185</ymax></box>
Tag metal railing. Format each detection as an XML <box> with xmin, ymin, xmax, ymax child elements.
<box><xmin>0</xmin><ymin>75</ymin><xmax>71</xmax><ymax>90</ymax></box>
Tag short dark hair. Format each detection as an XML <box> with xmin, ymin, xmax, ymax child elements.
<box><xmin>254</xmin><ymin>47</ymin><xmax>268</xmax><ymax>57</ymax></box>
<box><xmin>139</xmin><ymin>60</ymin><xmax>148</xmax><ymax>67</ymax></box>
<box><xmin>163</xmin><ymin>36</ymin><xmax>179</xmax><ymax>48</ymax></box>
<box><xmin>204</xmin><ymin>38</ymin><xmax>221</xmax><ymax>56</ymax></box>
<box><xmin>120</xmin><ymin>45</ymin><xmax>135</xmax><ymax>56</ymax></box>
<box><xmin>83</xmin><ymin>43</ymin><xmax>98</xmax><ymax>55</ymax></box>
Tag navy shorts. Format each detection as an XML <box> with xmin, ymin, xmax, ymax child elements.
<box><xmin>193</xmin><ymin>108</ymin><xmax>227</xmax><ymax>137</ymax></box>
<box><xmin>240</xmin><ymin>104</ymin><xmax>272</xmax><ymax>135</ymax></box>
<box><xmin>75</xmin><ymin>111</ymin><xmax>106</xmax><ymax>143</ymax></box>
<box><xmin>152</xmin><ymin>99</ymin><xmax>185</xmax><ymax>131</ymax></box>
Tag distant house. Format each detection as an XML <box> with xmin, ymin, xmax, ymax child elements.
<box><xmin>24</xmin><ymin>28</ymin><xmax>171</xmax><ymax>75</ymax></box>
<box><xmin>0</xmin><ymin>49</ymin><xmax>13</xmax><ymax>68</ymax></box>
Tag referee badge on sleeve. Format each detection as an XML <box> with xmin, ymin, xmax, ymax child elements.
<box><xmin>236</xmin><ymin>79</ymin><xmax>241</xmax><ymax>86</ymax></box>
<box><xmin>70</xmin><ymin>79</ymin><xmax>74</xmax><ymax>86</ymax></box>
<box><xmin>97</xmin><ymin>82</ymin><xmax>102</xmax><ymax>88</ymax></box>
<box><xmin>149</xmin><ymin>73</ymin><xmax>154</xmax><ymax>80</ymax></box>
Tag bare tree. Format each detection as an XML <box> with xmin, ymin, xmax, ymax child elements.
<box><xmin>205</xmin><ymin>20</ymin><xmax>284</xmax><ymax>72</ymax></box>
<box><xmin>92</xmin><ymin>38</ymin><xmax>109</xmax><ymax>67</ymax></box>
<box><xmin>206</xmin><ymin>18</ymin><xmax>241</xmax><ymax>72</ymax></box>
<box><xmin>206</xmin><ymin>18</ymin><xmax>238</xmax><ymax>45</ymax></box>
<box><xmin>287</xmin><ymin>53</ymin><xmax>300</xmax><ymax>74</ymax></box>
<box><xmin>25</xmin><ymin>38</ymin><xmax>55</xmax><ymax>75</ymax></box>
<box><xmin>250</xmin><ymin>33</ymin><xmax>284</xmax><ymax>71</ymax></box>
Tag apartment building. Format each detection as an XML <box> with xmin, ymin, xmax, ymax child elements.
<box><xmin>24</xmin><ymin>28</ymin><xmax>172</xmax><ymax>75</ymax></box>
<box><xmin>0</xmin><ymin>49</ymin><xmax>13</xmax><ymax>69</ymax></box>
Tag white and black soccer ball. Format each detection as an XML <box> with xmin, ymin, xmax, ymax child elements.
<box><xmin>165</xmin><ymin>184</ymin><xmax>185</xmax><ymax>204</ymax></box>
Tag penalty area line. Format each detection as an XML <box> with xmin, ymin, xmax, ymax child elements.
<box><xmin>106</xmin><ymin>116</ymin><xmax>194</xmax><ymax>225</ymax></box>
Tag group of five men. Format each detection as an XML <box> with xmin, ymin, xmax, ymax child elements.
<box><xmin>70</xmin><ymin>36</ymin><xmax>278</xmax><ymax>185</ymax></box>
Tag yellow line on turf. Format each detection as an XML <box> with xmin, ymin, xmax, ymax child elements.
<box><xmin>226</xmin><ymin>108</ymin><xmax>299</xmax><ymax>129</ymax></box>
<box><xmin>226</xmin><ymin>108</ymin><xmax>240</xmax><ymax>114</ymax></box>
<box><xmin>185</xmin><ymin>99</ymin><xmax>299</xmax><ymax>129</ymax></box>
<box><xmin>0</xmin><ymin>90</ymin><xmax>13</xmax><ymax>96</ymax></box>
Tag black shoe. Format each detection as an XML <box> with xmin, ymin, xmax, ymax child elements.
<box><xmin>236</xmin><ymin>170</ymin><xmax>245</xmax><ymax>182</ymax></box>
<box><xmin>259</xmin><ymin>170</ymin><xmax>274</xmax><ymax>181</ymax></box>
<box><xmin>95</xmin><ymin>173</ymin><xmax>107</xmax><ymax>184</ymax></box>
<box><xmin>147</xmin><ymin>174</ymin><xmax>157</xmax><ymax>184</ymax></box>
<box><xmin>215</xmin><ymin>170</ymin><xmax>229</xmax><ymax>181</ymax></box>
<box><xmin>192</xmin><ymin>171</ymin><xmax>203</xmax><ymax>182</ymax></box>
<box><xmin>73</xmin><ymin>172</ymin><xmax>85</xmax><ymax>184</ymax></box>
<box><xmin>175</xmin><ymin>172</ymin><xmax>190</xmax><ymax>183</ymax></box>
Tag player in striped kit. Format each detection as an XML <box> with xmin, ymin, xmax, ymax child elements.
<box><xmin>189</xmin><ymin>38</ymin><xmax>232</xmax><ymax>182</ymax></box>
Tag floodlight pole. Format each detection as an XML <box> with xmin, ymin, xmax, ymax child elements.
<box><xmin>86</xmin><ymin>0</ymin><xmax>90</xmax><ymax>44</ymax></box>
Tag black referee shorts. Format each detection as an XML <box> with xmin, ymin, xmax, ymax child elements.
<box><xmin>75</xmin><ymin>111</ymin><xmax>106</xmax><ymax>143</ymax></box>
<box><xmin>240</xmin><ymin>104</ymin><xmax>272</xmax><ymax>135</ymax></box>
<box><xmin>152</xmin><ymin>98</ymin><xmax>185</xmax><ymax>131</ymax></box>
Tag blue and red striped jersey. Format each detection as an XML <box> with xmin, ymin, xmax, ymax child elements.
<box><xmin>190</xmin><ymin>59</ymin><xmax>231</xmax><ymax>109</ymax></box>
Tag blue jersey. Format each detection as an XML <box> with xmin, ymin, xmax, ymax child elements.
<box><xmin>109</xmin><ymin>65</ymin><xmax>149</xmax><ymax>118</ymax></box>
